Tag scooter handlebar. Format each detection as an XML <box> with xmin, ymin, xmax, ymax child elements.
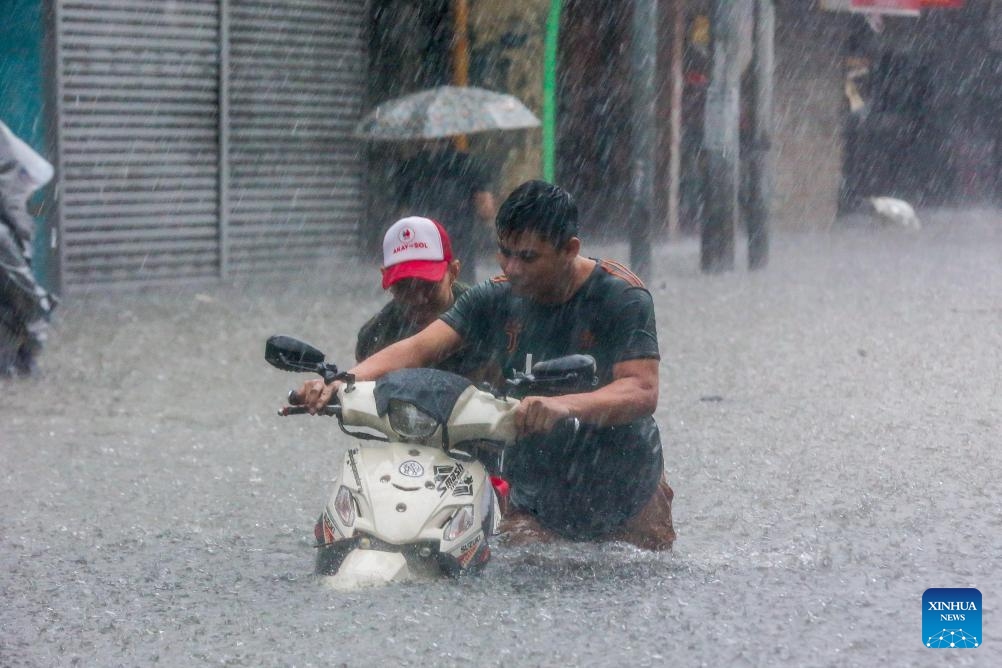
<box><xmin>288</xmin><ymin>378</ymin><xmax>349</xmax><ymax>406</ymax></box>
<box><xmin>279</xmin><ymin>405</ymin><xmax>339</xmax><ymax>417</ymax></box>
<box><xmin>283</xmin><ymin>386</ymin><xmax>341</xmax><ymax>416</ymax></box>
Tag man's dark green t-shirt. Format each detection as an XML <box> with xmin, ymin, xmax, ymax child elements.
<box><xmin>355</xmin><ymin>282</ymin><xmax>490</xmax><ymax>378</ymax></box>
<box><xmin>439</xmin><ymin>259</ymin><xmax>664</xmax><ymax>538</ymax></box>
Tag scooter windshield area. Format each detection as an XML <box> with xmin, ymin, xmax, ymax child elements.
<box><xmin>373</xmin><ymin>368</ymin><xmax>473</xmax><ymax>424</ymax></box>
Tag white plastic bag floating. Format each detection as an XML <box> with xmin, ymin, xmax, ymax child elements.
<box><xmin>0</xmin><ymin>120</ymin><xmax>54</xmax><ymax>194</ymax></box>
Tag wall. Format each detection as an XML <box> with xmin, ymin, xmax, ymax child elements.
<box><xmin>469</xmin><ymin>0</ymin><xmax>547</xmax><ymax>198</ymax></box>
<box><xmin>772</xmin><ymin>5</ymin><xmax>848</xmax><ymax>231</ymax></box>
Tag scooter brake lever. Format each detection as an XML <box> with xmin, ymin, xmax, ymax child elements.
<box><xmin>338</xmin><ymin>372</ymin><xmax>356</xmax><ymax>391</ymax></box>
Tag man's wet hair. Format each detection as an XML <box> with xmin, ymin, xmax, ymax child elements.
<box><xmin>495</xmin><ymin>180</ymin><xmax>579</xmax><ymax>248</ymax></box>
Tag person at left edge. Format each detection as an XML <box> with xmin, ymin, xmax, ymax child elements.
<box><xmin>355</xmin><ymin>216</ymin><xmax>493</xmax><ymax>383</ymax></box>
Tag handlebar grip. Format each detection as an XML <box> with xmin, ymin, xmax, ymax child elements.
<box><xmin>278</xmin><ymin>405</ymin><xmax>339</xmax><ymax>417</ymax></box>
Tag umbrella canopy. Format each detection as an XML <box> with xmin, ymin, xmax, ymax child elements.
<box><xmin>354</xmin><ymin>85</ymin><xmax>540</xmax><ymax>141</ymax></box>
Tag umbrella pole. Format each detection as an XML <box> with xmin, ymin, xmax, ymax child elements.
<box><xmin>452</xmin><ymin>0</ymin><xmax>470</xmax><ymax>152</ymax></box>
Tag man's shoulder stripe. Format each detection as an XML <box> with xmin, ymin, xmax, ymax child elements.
<box><xmin>489</xmin><ymin>274</ymin><xmax>509</xmax><ymax>284</ymax></box>
<box><xmin>598</xmin><ymin>259</ymin><xmax>645</xmax><ymax>288</ymax></box>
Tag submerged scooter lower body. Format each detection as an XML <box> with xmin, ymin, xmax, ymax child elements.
<box><xmin>311</xmin><ymin>439</ymin><xmax>500</xmax><ymax>590</ymax></box>
<box><xmin>320</xmin><ymin>548</ymin><xmax>428</xmax><ymax>591</ymax></box>
<box><xmin>314</xmin><ymin>530</ymin><xmax>492</xmax><ymax>590</ymax></box>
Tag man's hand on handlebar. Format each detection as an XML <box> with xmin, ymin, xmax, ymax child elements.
<box><xmin>514</xmin><ymin>396</ymin><xmax>574</xmax><ymax>435</ymax></box>
<box><xmin>293</xmin><ymin>378</ymin><xmax>341</xmax><ymax>414</ymax></box>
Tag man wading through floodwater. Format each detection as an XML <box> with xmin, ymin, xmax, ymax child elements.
<box><xmin>298</xmin><ymin>180</ymin><xmax>675</xmax><ymax>549</ymax></box>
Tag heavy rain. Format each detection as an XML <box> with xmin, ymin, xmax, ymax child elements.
<box><xmin>2</xmin><ymin>1</ymin><xmax>1001</xmax><ymax>666</ymax></box>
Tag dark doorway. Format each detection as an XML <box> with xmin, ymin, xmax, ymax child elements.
<box><xmin>840</xmin><ymin>50</ymin><xmax>940</xmax><ymax>211</ymax></box>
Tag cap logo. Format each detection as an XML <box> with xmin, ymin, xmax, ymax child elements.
<box><xmin>393</xmin><ymin>241</ymin><xmax>430</xmax><ymax>254</ymax></box>
<box><xmin>381</xmin><ymin>217</ymin><xmax>450</xmax><ymax>285</ymax></box>
<box><xmin>391</xmin><ymin>224</ymin><xmax>433</xmax><ymax>256</ymax></box>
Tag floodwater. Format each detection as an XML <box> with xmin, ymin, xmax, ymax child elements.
<box><xmin>2</xmin><ymin>211</ymin><xmax>1000</xmax><ymax>667</ymax></box>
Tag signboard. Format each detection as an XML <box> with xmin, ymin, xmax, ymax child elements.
<box><xmin>852</xmin><ymin>0</ymin><xmax>922</xmax><ymax>13</ymax></box>
<box><xmin>820</xmin><ymin>0</ymin><xmax>963</xmax><ymax>12</ymax></box>
<box><xmin>819</xmin><ymin>0</ymin><xmax>919</xmax><ymax>15</ymax></box>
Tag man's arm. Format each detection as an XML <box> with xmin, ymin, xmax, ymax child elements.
<box><xmin>514</xmin><ymin>357</ymin><xmax>659</xmax><ymax>434</ymax></box>
<box><xmin>299</xmin><ymin>320</ymin><xmax>464</xmax><ymax>412</ymax></box>
<box><xmin>350</xmin><ymin>319</ymin><xmax>462</xmax><ymax>380</ymax></box>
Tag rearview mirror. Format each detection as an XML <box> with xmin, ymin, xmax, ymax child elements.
<box><xmin>530</xmin><ymin>354</ymin><xmax>596</xmax><ymax>380</ymax></box>
<box><xmin>506</xmin><ymin>354</ymin><xmax>598</xmax><ymax>398</ymax></box>
<box><xmin>265</xmin><ymin>335</ymin><xmax>327</xmax><ymax>373</ymax></box>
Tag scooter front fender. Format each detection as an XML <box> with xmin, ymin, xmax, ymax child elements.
<box><xmin>320</xmin><ymin>549</ymin><xmax>413</xmax><ymax>592</ymax></box>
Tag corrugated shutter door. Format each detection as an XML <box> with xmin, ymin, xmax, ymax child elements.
<box><xmin>57</xmin><ymin>0</ymin><xmax>222</xmax><ymax>289</ymax></box>
<box><xmin>226</xmin><ymin>0</ymin><xmax>366</xmax><ymax>276</ymax></box>
<box><xmin>54</xmin><ymin>0</ymin><xmax>368</xmax><ymax>290</ymax></box>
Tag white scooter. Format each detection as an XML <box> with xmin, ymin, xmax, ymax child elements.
<box><xmin>265</xmin><ymin>335</ymin><xmax>595</xmax><ymax>590</ymax></box>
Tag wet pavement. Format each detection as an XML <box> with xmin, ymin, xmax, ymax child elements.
<box><xmin>2</xmin><ymin>210</ymin><xmax>1000</xmax><ymax>666</ymax></box>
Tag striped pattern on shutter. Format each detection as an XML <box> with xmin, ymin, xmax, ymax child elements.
<box><xmin>54</xmin><ymin>0</ymin><xmax>368</xmax><ymax>290</ymax></box>
<box><xmin>57</xmin><ymin>0</ymin><xmax>222</xmax><ymax>289</ymax></box>
<box><xmin>226</xmin><ymin>0</ymin><xmax>367</xmax><ymax>276</ymax></box>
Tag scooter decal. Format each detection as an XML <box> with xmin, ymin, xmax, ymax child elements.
<box><xmin>398</xmin><ymin>460</ymin><xmax>424</xmax><ymax>477</ymax></box>
<box><xmin>459</xmin><ymin>534</ymin><xmax>481</xmax><ymax>554</ymax></box>
<box><xmin>434</xmin><ymin>463</ymin><xmax>465</xmax><ymax>497</ymax></box>
<box><xmin>457</xmin><ymin>534</ymin><xmax>484</xmax><ymax>567</ymax></box>
<box><xmin>452</xmin><ymin>476</ymin><xmax>474</xmax><ymax>497</ymax></box>
<box><xmin>320</xmin><ymin>510</ymin><xmax>341</xmax><ymax>544</ymax></box>
<box><xmin>347</xmin><ymin>448</ymin><xmax>362</xmax><ymax>488</ymax></box>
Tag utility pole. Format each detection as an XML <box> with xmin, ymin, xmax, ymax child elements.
<box><xmin>451</xmin><ymin>0</ymin><xmax>470</xmax><ymax>152</ymax></box>
<box><xmin>666</xmin><ymin>0</ymin><xmax>686</xmax><ymax>238</ymax></box>
<box><xmin>746</xmin><ymin>0</ymin><xmax>774</xmax><ymax>270</ymax></box>
<box><xmin>700</xmin><ymin>0</ymin><xmax>745</xmax><ymax>273</ymax></box>
<box><xmin>630</xmin><ymin>0</ymin><xmax>658</xmax><ymax>281</ymax></box>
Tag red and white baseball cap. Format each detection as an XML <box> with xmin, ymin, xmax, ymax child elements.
<box><xmin>381</xmin><ymin>216</ymin><xmax>454</xmax><ymax>289</ymax></box>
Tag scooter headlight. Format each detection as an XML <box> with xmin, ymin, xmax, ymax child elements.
<box><xmin>387</xmin><ymin>399</ymin><xmax>439</xmax><ymax>440</ymax></box>
<box><xmin>443</xmin><ymin>505</ymin><xmax>475</xmax><ymax>542</ymax></box>
<box><xmin>333</xmin><ymin>485</ymin><xmax>356</xmax><ymax>526</ymax></box>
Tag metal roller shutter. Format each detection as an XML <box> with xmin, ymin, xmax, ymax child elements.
<box><xmin>56</xmin><ymin>0</ymin><xmax>222</xmax><ymax>289</ymax></box>
<box><xmin>226</xmin><ymin>0</ymin><xmax>366</xmax><ymax>277</ymax></box>
<box><xmin>53</xmin><ymin>0</ymin><xmax>367</xmax><ymax>290</ymax></box>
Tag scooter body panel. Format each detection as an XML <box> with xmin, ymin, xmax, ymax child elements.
<box><xmin>343</xmin><ymin>442</ymin><xmax>488</xmax><ymax>546</ymax></box>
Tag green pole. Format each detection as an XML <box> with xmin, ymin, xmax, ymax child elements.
<box><xmin>542</xmin><ymin>0</ymin><xmax>561</xmax><ymax>182</ymax></box>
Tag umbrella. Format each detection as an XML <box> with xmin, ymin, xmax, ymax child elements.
<box><xmin>354</xmin><ymin>85</ymin><xmax>540</xmax><ymax>141</ymax></box>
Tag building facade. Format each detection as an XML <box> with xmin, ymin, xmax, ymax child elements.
<box><xmin>10</xmin><ymin>1</ymin><xmax>992</xmax><ymax>293</ymax></box>
<box><xmin>15</xmin><ymin>0</ymin><xmax>370</xmax><ymax>292</ymax></box>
